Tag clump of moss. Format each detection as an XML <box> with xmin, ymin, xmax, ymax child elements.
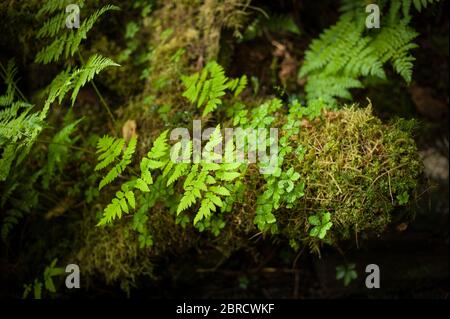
<box><xmin>74</xmin><ymin>211</ymin><xmax>155</xmax><ymax>295</ymax></box>
<box><xmin>279</xmin><ymin>106</ymin><xmax>422</xmax><ymax>250</ymax></box>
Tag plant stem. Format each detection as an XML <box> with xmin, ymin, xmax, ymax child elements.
<box><xmin>76</xmin><ymin>52</ymin><xmax>117</xmax><ymax>126</ymax></box>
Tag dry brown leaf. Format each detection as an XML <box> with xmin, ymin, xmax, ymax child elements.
<box><xmin>122</xmin><ymin>119</ymin><xmax>138</xmax><ymax>142</ymax></box>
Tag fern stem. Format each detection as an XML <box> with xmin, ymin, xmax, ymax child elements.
<box><xmin>91</xmin><ymin>80</ymin><xmax>117</xmax><ymax>125</ymax></box>
<box><xmin>76</xmin><ymin>52</ymin><xmax>116</xmax><ymax>126</ymax></box>
<box><xmin>0</xmin><ymin>61</ymin><xmax>30</xmax><ymax>103</ymax></box>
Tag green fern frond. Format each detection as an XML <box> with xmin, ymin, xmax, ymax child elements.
<box><xmin>95</xmin><ymin>136</ymin><xmax>124</xmax><ymax>171</ymax></box>
<box><xmin>65</xmin><ymin>5</ymin><xmax>120</xmax><ymax>60</ymax></box>
<box><xmin>299</xmin><ymin>0</ymin><xmax>429</xmax><ymax>104</ymax></box>
<box><xmin>305</xmin><ymin>74</ymin><xmax>363</xmax><ymax>104</ymax></box>
<box><xmin>147</xmin><ymin>130</ymin><xmax>170</xmax><ymax>159</ymax></box>
<box><xmin>0</xmin><ymin>62</ymin><xmax>43</xmax><ymax>181</ymax></box>
<box><xmin>95</xmin><ymin>136</ymin><xmax>137</xmax><ymax>190</ymax></box>
<box><xmin>37</xmin><ymin>0</ymin><xmax>85</xmax><ymax>18</ymax></box>
<box><xmin>37</xmin><ymin>12</ymin><xmax>67</xmax><ymax>39</ymax></box>
<box><xmin>182</xmin><ymin>61</ymin><xmax>228</xmax><ymax>116</ymax></box>
<box><xmin>42</xmin><ymin>117</ymin><xmax>83</xmax><ymax>189</ymax></box>
<box><xmin>97</xmin><ymin>184</ymin><xmax>136</xmax><ymax>226</ymax></box>
<box><xmin>133</xmin><ymin>130</ymin><xmax>172</xmax><ymax>193</ymax></box>
<box><xmin>70</xmin><ymin>54</ymin><xmax>120</xmax><ymax>105</ymax></box>
<box><xmin>1</xmin><ymin>209</ymin><xmax>23</xmax><ymax>242</ymax></box>
<box><xmin>227</xmin><ymin>75</ymin><xmax>248</xmax><ymax>97</ymax></box>
<box><xmin>36</xmin><ymin>4</ymin><xmax>119</xmax><ymax>64</ymax></box>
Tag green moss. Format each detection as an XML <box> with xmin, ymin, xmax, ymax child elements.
<box><xmin>279</xmin><ymin>106</ymin><xmax>422</xmax><ymax>250</ymax></box>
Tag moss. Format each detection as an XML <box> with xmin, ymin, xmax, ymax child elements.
<box><xmin>278</xmin><ymin>106</ymin><xmax>422</xmax><ymax>249</ymax></box>
<box><xmin>74</xmin><ymin>211</ymin><xmax>155</xmax><ymax>293</ymax></box>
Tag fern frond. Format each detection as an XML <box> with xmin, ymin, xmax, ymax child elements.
<box><xmin>0</xmin><ymin>62</ymin><xmax>44</xmax><ymax>180</ymax></box>
<box><xmin>37</xmin><ymin>12</ymin><xmax>67</xmax><ymax>39</ymax></box>
<box><xmin>70</xmin><ymin>54</ymin><xmax>119</xmax><ymax>105</ymax></box>
<box><xmin>305</xmin><ymin>74</ymin><xmax>363</xmax><ymax>105</ymax></box>
<box><xmin>147</xmin><ymin>130</ymin><xmax>169</xmax><ymax>159</ymax></box>
<box><xmin>65</xmin><ymin>5</ymin><xmax>120</xmax><ymax>59</ymax></box>
<box><xmin>299</xmin><ymin>0</ymin><xmax>427</xmax><ymax>104</ymax></box>
<box><xmin>99</xmin><ymin>136</ymin><xmax>137</xmax><ymax>190</ymax></box>
<box><xmin>42</xmin><ymin>117</ymin><xmax>82</xmax><ymax>188</ymax></box>
<box><xmin>1</xmin><ymin>209</ymin><xmax>23</xmax><ymax>242</ymax></box>
<box><xmin>35</xmin><ymin>4</ymin><xmax>119</xmax><ymax>64</ymax></box>
<box><xmin>95</xmin><ymin>136</ymin><xmax>124</xmax><ymax>171</ymax></box>
<box><xmin>37</xmin><ymin>0</ymin><xmax>85</xmax><ymax>18</ymax></box>
<box><xmin>97</xmin><ymin>184</ymin><xmax>136</xmax><ymax>226</ymax></box>
<box><xmin>227</xmin><ymin>75</ymin><xmax>248</xmax><ymax>97</ymax></box>
<box><xmin>182</xmin><ymin>61</ymin><xmax>228</xmax><ymax>116</ymax></box>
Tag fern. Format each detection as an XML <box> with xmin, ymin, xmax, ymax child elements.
<box><xmin>36</xmin><ymin>3</ymin><xmax>120</xmax><ymax>64</ymax></box>
<box><xmin>42</xmin><ymin>117</ymin><xmax>82</xmax><ymax>189</ymax></box>
<box><xmin>1</xmin><ymin>170</ymin><xmax>40</xmax><ymax>242</ymax></box>
<box><xmin>35</xmin><ymin>2</ymin><xmax>120</xmax><ymax>117</ymax></box>
<box><xmin>1</xmin><ymin>209</ymin><xmax>23</xmax><ymax>242</ymax></box>
<box><xmin>97</xmin><ymin>130</ymin><xmax>172</xmax><ymax>226</ymax></box>
<box><xmin>41</xmin><ymin>57</ymin><xmax>119</xmax><ymax>115</ymax></box>
<box><xmin>0</xmin><ymin>61</ymin><xmax>44</xmax><ymax>181</ymax></box>
<box><xmin>175</xmin><ymin>126</ymin><xmax>241</xmax><ymax>226</ymax></box>
<box><xmin>22</xmin><ymin>258</ymin><xmax>64</xmax><ymax>299</ymax></box>
<box><xmin>227</xmin><ymin>75</ymin><xmax>248</xmax><ymax>97</ymax></box>
<box><xmin>95</xmin><ymin>136</ymin><xmax>137</xmax><ymax>190</ymax></box>
<box><xmin>37</xmin><ymin>0</ymin><xmax>85</xmax><ymax>18</ymax></box>
<box><xmin>96</xmin><ymin>123</ymin><xmax>241</xmax><ymax>230</ymax></box>
<box><xmin>181</xmin><ymin>61</ymin><xmax>247</xmax><ymax>116</ymax></box>
<box><xmin>97</xmin><ymin>183</ymin><xmax>136</xmax><ymax>225</ymax></box>
<box><xmin>299</xmin><ymin>0</ymin><xmax>436</xmax><ymax>105</ymax></box>
<box><xmin>135</xmin><ymin>130</ymin><xmax>170</xmax><ymax>191</ymax></box>
<box><xmin>70</xmin><ymin>54</ymin><xmax>119</xmax><ymax>105</ymax></box>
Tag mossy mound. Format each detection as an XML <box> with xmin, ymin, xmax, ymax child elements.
<box><xmin>73</xmin><ymin>105</ymin><xmax>422</xmax><ymax>289</ymax></box>
<box><xmin>278</xmin><ymin>106</ymin><xmax>422</xmax><ymax>251</ymax></box>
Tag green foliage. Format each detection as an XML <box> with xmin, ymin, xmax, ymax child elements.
<box><xmin>42</xmin><ymin>117</ymin><xmax>83</xmax><ymax>189</ymax></box>
<box><xmin>174</xmin><ymin>126</ymin><xmax>241</xmax><ymax>227</ymax></box>
<box><xmin>299</xmin><ymin>0</ymin><xmax>438</xmax><ymax>105</ymax></box>
<box><xmin>0</xmin><ymin>61</ymin><xmax>44</xmax><ymax>181</ymax></box>
<box><xmin>1</xmin><ymin>210</ymin><xmax>23</xmax><ymax>242</ymax></box>
<box><xmin>95</xmin><ymin>135</ymin><xmax>137</xmax><ymax>190</ymax></box>
<box><xmin>136</xmin><ymin>129</ymin><xmax>170</xmax><ymax>190</ymax></box>
<box><xmin>181</xmin><ymin>61</ymin><xmax>247</xmax><ymax>116</ymax></box>
<box><xmin>397</xmin><ymin>191</ymin><xmax>410</xmax><ymax>205</ymax></box>
<box><xmin>0</xmin><ymin>1</ymin><xmax>430</xmax><ymax>296</ymax></box>
<box><xmin>70</xmin><ymin>54</ymin><xmax>119</xmax><ymax>105</ymax></box>
<box><xmin>23</xmin><ymin>259</ymin><xmax>64</xmax><ymax>299</ymax></box>
<box><xmin>308</xmin><ymin>212</ymin><xmax>333</xmax><ymax>239</ymax></box>
<box><xmin>98</xmin><ymin>183</ymin><xmax>136</xmax><ymax>226</ymax></box>
<box><xmin>95</xmin><ymin>122</ymin><xmax>242</xmax><ymax>235</ymax></box>
<box><xmin>1</xmin><ymin>170</ymin><xmax>40</xmax><ymax>242</ymax></box>
<box><xmin>94</xmin><ymin>135</ymin><xmax>139</xmax><ymax>224</ymax></box>
<box><xmin>336</xmin><ymin>263</ymin><xmax>358</xmax><ymax>287</ymax></box>
<box><xmin>35</xmin><ymin>1</ymin><xmax>120</xmax><ymax>116</ymax></box>
<box><xmin>36</xmin><ymin>2</ymin><xmax>120</xmax><ymax>64</ymax></box>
